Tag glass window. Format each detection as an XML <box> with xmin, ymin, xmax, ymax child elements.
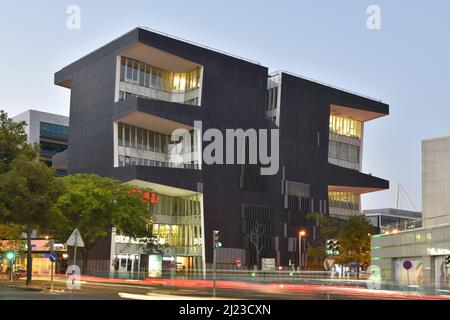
<box><xmin>120</xmin><ymin>57</ymin><xmax>126</xmax><ymax>82</ymax></box>
<box><xmin>124</xmin><ymin>124</ymin><xmax>130</xmax><ymax>148</ymax></box>
<box><xmin>137</xmin><ymin>128</ymin><xmax>143</xmax><ymax>150</ymax></box>
<box><xmin>118</xmin><ymin>123</ymin><xmax>123</xmax><ymax>146</ymax></box>
<box><xmin>119</xmin><ymin>155</ymin><xmax>125</xmax><ymax>167</ymax></box>
<box><xmin>329</xmin><ymin>115</ymin><xmax>362</xmax><ymax>139</ymax></box>
<box><xmin>40</xmin><ymin>141</ymin><xmax>68</xmax><ymax>156</ymax></box>
<box><xmin>132</xmin><ymin>60</ymin><xmax>139</xmax><ymax>82</ymax></box>
<box><xmin>329</xmin><ymin>141</ymin><xmax>338</xmax><ymax>158</ymax></box>
<box><xmin>40</xmin><ymin>122</ymin><xmax>69</xmax><ymax>141</ymax></box>
<box><xmin>339</xmin><ymin>143</ymin><xmax>347</xmax><ymax>161</ymax></box>
<box><xmin>125</xmin><ymin>156</ymin><xmax>130</xmax><ymax>166</ymax></box>
<box><xmin>161</xmin><ymin>134</ymin><xmax>168</xmax><ymax>153</ymax></box>
<box><xmin>155</xmin><ymin>133</ymin><xmax>161</xmax><ymax>152</ymax></box>
<box><xmin>130</xmin><ymin>126</ymin><xmax>136</xmax><ymax>148</ymax></box>
<box><xmin>145</xmin><ymin>65</ymin><xmax>151</xmax><ymax>88</ymax></box>
<box><xmin>139</xmin><ymin>63</ymin><xmax>145</xmax><ymax>87</ymax></box>
<box><xmin>149</xmin><ymin>131</ymin><xmax>154</xmax><ymax>151</ymax></box>
<box><xmin>126</xmin><ymin>58</ymin><xmax>133</xmax><ymax>80</ymax></box>
<box><xmin>143</xmin><ymin>129</ymin><xmax>148</xmax><ymax>150</ymax></box>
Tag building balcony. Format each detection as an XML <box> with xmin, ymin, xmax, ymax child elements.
<box><xmin>116</xmin><ymin>46</ymin><xmax>203</xmax><ymax>106</ymax></box>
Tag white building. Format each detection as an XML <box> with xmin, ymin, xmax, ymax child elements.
<box><xmin>13</xmin><ymin>109</ymin><xmax>69</xmax><ymax>174</ymax></box>
<box><xmin>371</xmin><ymin>136</ymin><xmax>450</xmax><ymax>287</ymax></box>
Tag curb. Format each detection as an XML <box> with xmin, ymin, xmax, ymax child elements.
<box><xmin>6</xmin><ymin>285</ymin><xmax>43</xmax><ymax>292</ymax></box>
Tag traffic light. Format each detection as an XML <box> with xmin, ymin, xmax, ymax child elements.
<box><xmin>445</xmin><ymin>255</ymin><xmax>450</xmax><ymax>268</ymax></box>
<box><xmin>213</xmin><ymin>230</ymin><xmax>222</xmax><ymax>248</ymax></box>
<box><xmin>326</xmin><ymin>239</ymin><xmax>340</xmax><ymax>256</ymax></box>
<box><xmin>6</xmin><ymin>251</ymin><xmax>14</xmax><ymax>261</ymax></box>
<box><xmin>332</xmin><ymin>240</ymin><xmax>340</xmax><ymax>256</ymax></box>
<box><xmin>326</xmin><ymin>240</ymin><xmax>334</xmax><ymax>256</ymax></box>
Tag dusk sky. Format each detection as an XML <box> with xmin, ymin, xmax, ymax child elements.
<box><xmin>1</xmin><ymin>0</ymin><xmax>449</xmax><ymax>211</ymax></box>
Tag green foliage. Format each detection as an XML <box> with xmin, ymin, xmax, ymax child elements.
<box><xmin>305</xmin><ymin>212</ymin><xmax>343</xmax><ymax>270</ymax></box>
<box><xmin>0</xmin><ymin>224</ymin><xmax>26</xmax><ymax>252</ymax></box>
<box><xmin>334</xmin><ymin>215</ymin><xmax>373</xmax><ymax>269</ymax></box>
<box><xmin>0</xmin><ymin>110</ymin><xmax>39</xmax><ymax>173</ymax></box>
<box><xmin>0</xmin><ymin>155</ymin><xmax>64</xmax><ymax>232</ymax></box>
<box><xmin>0</xmin><ymin>155</ymin><xmax>65</xmax><ymax>285</ymax></box>
<box><xmin>52</xmin><ymin>174</ymin><xmax>153</xmax><ymax>252</ymax></box>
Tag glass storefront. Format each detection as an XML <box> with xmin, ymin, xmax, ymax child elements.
<box><xmin>113</xmin><ymin>193</ymin><xmax>203</xmax><ymax>278</ymax></box>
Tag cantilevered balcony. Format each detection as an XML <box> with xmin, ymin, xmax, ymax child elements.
<box><xmin>115</xmin><ymin>43</ymin><xmax>204</xmax><ymax>106</ymax></box>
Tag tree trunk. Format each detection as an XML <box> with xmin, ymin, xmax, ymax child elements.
<box><xmin>26</xmin><ymin>231</ymin><xmax>32</xmax><ymax>286</ymax></box>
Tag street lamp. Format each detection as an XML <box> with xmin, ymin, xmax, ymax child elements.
<box><xmin>299</xmin><ymin>230</ymin><xmax>306</xmax><ymax>271</ymax></box>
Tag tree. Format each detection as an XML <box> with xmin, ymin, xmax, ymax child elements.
<box><xmin>52</xmin><ymin>174</ymin><xmax>153</xmax><ymax>272</ymax></box>
<box><xmin>247</xmin><ymin>221</ymin><xmax>266</xmax><ymax>269</ymax></box>
<box><xmin>305</xmin><ymin>212</ymin><xmax>343</xmax><ymax>270</ymax></box>
<box><xmin>334</xmin><ymin>215</ymin><xmax>373</xmax><ymax>277</ymax></box>
<box><xmin>0</xmin><ymin>110</ymin><xmax>39</xmax><ymax>173</ymax></box>
<box><xmin>0</xmin><ymin>155</ymin><xmax>65</xmax><ymax>285</ymax></box>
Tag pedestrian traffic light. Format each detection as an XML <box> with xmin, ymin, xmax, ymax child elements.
<box><xmin>445</xmin><ymin>255</ymin><xmax>450</xmax><ymax>268</ymax></box>
<box><xmin>213</xmin><ymin>230</ymin><xmax>222</xmax><ymax>248</ymax></box>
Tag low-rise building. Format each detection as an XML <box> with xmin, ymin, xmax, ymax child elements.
<box><xmin>371</xmin><ymin>136</ymin><xmax>450</xmax><ymax>287</ymax></box>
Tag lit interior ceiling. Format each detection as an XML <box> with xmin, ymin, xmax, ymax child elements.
<box><xmin>116</xmin><ymin>111</ymin><xmax>194</xmax><ymax>135</ymax></box>
<box><xmin>330</xmin><ymin>104</ymin><xmax>386</xmax><ymax>122</ymax></box>
<box><xmin>125</xmin><ymin>179</ymin><xmax>200</xmax><ymax>197</ymax></box>
<box><xmin>328</xmin><ymin>185</ymin><xmax>385</xmax><ymax>194</ymax></box>
<box><xmin>120</xmin><ymin>42</ymin><xmax>202</xmax><ymax>72</ymax></box>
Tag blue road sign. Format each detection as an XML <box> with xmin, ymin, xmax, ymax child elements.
<box><xmin>403</xmin><ymin>260</ymin><xmax>412</xmax><ymax>270</ymax></box>
<box><xmin>49</xmin><ymin>252</ymin><xmax>57</xmax><ymax>263</ymax></box>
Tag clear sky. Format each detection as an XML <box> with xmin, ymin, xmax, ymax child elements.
<box><xmin>1</xmin><ymin>0</ymin><xmax>449</xmax><ymax>211</ymax></box>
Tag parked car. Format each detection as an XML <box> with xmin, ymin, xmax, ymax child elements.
<box><xmin>12</xmin><ymin>270</ymin><xmax>27</xmax><ymax>280</ymax></box>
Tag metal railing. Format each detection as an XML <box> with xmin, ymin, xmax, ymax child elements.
<box><xmin>380</xmin><ymin>213</ymin><xmax>450</xmax><ymax>235</ymax></box>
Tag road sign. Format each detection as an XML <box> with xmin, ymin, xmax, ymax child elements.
<box><xmin>261</xmin><ymin>258</ymin><xmax>276</xmax><ymax>271</ymax></box>
<box><xmin>49</xmin><ymin>252</ymin><xmax>57</xmax><ymax>263</ymax></box>
<box><xmin>236</xmin><ymin>257</ymin><xmax>242</xmax><ymax>268</ymax></box>
<box><xmin>324</xmin><ymin>258</ymin><xmax>335</xmax><ymax>271</ymax></box>
<box><xmin>403</xmin><ymin>260</ymin><xmax>413</xmax><ymax>270</ymax></box>
<box><xmin>66</xmin><ymin>228</ymin><xmax>85</xmax><ymax>247</ymax></box>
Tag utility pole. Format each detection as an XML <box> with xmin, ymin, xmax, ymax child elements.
<box><xmin>212</xmin><ymin>230</ymin><xmax>222</xmax><ymax>298</ymax></box>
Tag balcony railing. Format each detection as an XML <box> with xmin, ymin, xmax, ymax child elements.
<box><xmin>380</xmin><ymin>213</ymin><xmax>450</xmax><ymax>235</ymax></box>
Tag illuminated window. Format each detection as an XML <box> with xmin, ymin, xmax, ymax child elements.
<box><xmin>329</xmin><ymin>115</ymin><xmax>362</xmax><ymax>139</ymax></box>
<box><xmin>328</xmin><ymin>191</ymin><xmax>360</xmax><ymax>210</ymax></box>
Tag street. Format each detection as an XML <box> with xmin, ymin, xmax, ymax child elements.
<box><xmin>1</xmin><ymin>279</ymin><xmax>444</xmax><ymax>300</ymax></box>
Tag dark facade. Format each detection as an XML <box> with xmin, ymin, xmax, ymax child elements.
<box><xmin>55</xmin><ymin>27</ymin><xmax>389</xmax><ymax>273</ymax></box>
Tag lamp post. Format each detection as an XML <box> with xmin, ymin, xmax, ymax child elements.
<box><xmin>299</xmin><ymin>230</ymin><xmax>306</xmax><ymax>271</ymax></box>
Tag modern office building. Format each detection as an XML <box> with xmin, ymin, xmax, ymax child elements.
<box><xmin>13</xmin><ymin>109</ymin><xmax>69</xmax><ymax>176</ymax></box>
<box><xmin>364</xmin><ymin>208</ymin><xmax>422</xmax><ymax>232</ymax></box>
<box><xmin>54</xmin><ymin>27</ymin><xmax>389</xmax><ymax>276</ymax></box>
<box><xmin>372</xmin><ymin>136</ymin><xmax>450</xmax><ymax>286</ymax></box>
